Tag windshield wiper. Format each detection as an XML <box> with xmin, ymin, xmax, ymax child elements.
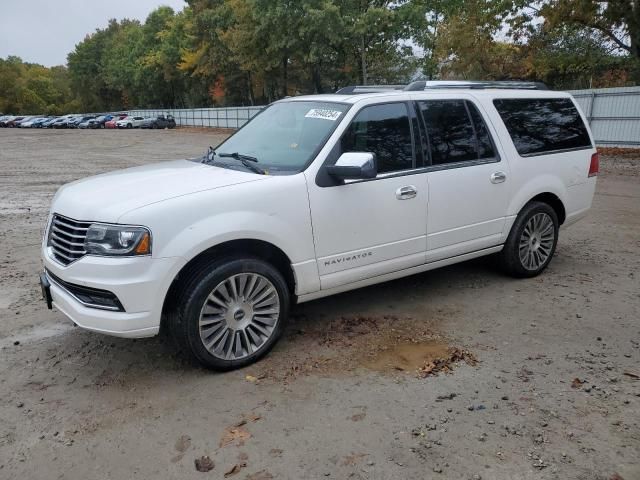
<box><xmin>218</xmin><ymin>152</ymin><xmax>259</xmax><ymax>163</ymax></box>
<box><xmin>218</xmin><ymin>152</ymin><xmax>266</xmax><ymax>175</ymax></box>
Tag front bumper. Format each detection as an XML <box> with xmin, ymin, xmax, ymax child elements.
<box><xmin>42</xmin><ymin>244</ymin><xmax>185</xmax><ymax>338</ymax></box>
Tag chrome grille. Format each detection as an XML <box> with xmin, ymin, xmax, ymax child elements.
<box><xmin>48</xmin><ymin>214</ymin><xmax>91</xmax><ymax>265</ymax></box>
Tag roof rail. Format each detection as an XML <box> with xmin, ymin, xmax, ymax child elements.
<box><xmin>335</xmin><ymin>85</ymin><xmax>407</xmax><ymax>94</ymax></box>
<box><xmin>335</xmin><ymin>81</ymin><xmax>549</xmax><ymax>95</ymax></box>
<box><xmin>404</xmin><ymin>80</ymin><xmax>548</xmax><ymax>91</ymax></box>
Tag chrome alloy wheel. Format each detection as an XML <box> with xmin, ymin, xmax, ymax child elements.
<box><xmin>198</xmin><ymin>273</ymin><xmax>280</xmax><ymax>360</ymax></box>
<box><xmin>519</xmin><ymin>212</ymin><xmax>555</xmax><ymax>271</ymax></box>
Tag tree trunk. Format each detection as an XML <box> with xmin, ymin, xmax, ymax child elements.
<box><xmin>361</xmin><ymin>36</ymin><xmax>368</xmax><ymax>85</ymax></box>
<box><xmin>247</xmin><ymin>72</ymin><xmax>255</xmax><ymax>106</ymax></box>
<box><xmin>311</xmin><ymin>65</ymin><xmax>323</xmax><ymax>93</ymax></box>
<box><xmin>282</xmin><ymin>56</ymin><xmax>288</xmax><ymax>97</ymax></box>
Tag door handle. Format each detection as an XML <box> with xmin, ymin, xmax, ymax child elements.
<box><xmin>396</xmin><ymin>185</ymin><xmax>417</xmax><ymax>200</ymax></box>
<box><xmin>490</xmin><ymin>172</ymin><xmax>507</xmax><ymax>184</ymax></box>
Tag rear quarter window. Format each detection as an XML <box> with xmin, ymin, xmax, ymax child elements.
<box><xmin>493</xmin><ymin>98</ymin><xmax>592</xmax><ymax>156</ymax></box>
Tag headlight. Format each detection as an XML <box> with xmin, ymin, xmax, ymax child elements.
<box><xmin>85</xmin><ymin>224</ymin><xmax>151</xmax><ymax>256</ymax></box>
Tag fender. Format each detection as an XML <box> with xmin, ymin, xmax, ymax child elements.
<box><xmin>117</xmin><ymin>173</ymin><xmax>320</xmax><ymax>295</ymax></box>
<box><xmin>507</xmin><ymin>173</ymin><xmax>568</xmax><ymax>219</ymax></box>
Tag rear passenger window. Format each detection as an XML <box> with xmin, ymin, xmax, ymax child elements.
<box><xmin>493</xmin><ymin>98</ymin><xmax>592</xmax><ymax>156</ymax></box>
<box><xmin>341</xmin><ymin>103</ymin><xmax>414</xmax><ymax>174</ymax></box>
<box><xmin>419</xmin><ymin>100</ymin><xmax>496</xmax><ymax>165</ymax></box>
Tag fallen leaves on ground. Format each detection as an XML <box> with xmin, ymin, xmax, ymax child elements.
<box><xmin>194</xmin><ymin>456</ymin><xmax>215</xmax><ymax>472</ymax></box>
<box><xmin>219</xmin><ymin>414</ymin><xmax>262</xmax><ymax>448</ymax></box>
<box><xmin>219</xmin><ymin>425</ymin><xmax>251</xmax><ymax>448</ymax></box>
<box><xmin>223</xmin><ymin>462</ymin><xmax>247</xmax><ymax>477</ymax></box>
<box><xmin>417</xmin><ymin>347</ymin><xmax>477</xmax><ymax>378</ymax></box>
<box><xmin>571</xmin><ymin>378</ymin><xmax>584</xmax><ymax>389</ymax></box>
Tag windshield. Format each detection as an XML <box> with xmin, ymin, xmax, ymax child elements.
<box><xmin>214</xmin><ymin>101</ymin><xmax>349</xmax><ymax>173</ymax></box>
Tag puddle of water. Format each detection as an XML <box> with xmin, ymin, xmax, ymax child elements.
<box><xmin>365</xmin><ymin>340</ymin><xmax>452</xmax><ymax>373</ymax></box>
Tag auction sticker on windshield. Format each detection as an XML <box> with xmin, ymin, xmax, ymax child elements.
<box><xmin>305</xmin><ymin>109</ymin><xmax>342</xmax><ymax>121</ymax></box>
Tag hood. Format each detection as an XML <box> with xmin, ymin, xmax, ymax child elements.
<box><xmin>51</xmin><ymin>159</ymin><xmax>269</xmax><ymax>223</ymax></box>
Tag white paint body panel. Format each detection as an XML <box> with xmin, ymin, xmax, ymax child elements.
<box><xmin>42</xmin><ymin>88</ymin><xmax>597</xmax><ymax>338</ymax></box>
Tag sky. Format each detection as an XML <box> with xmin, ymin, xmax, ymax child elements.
<box><xmin>0</xmin><ymin>0</ymin><xmax>186</xmax><ymax>67</ymax></box>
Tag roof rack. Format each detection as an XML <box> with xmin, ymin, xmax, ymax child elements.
<box><xmin>335</xmin><ymin>85</ymin><xmax>407</xmax><ymax>94</ymax></box>
<box><xmin>335</xmin><ymin>80</ymin><xmax>548</xmax><ymax>94</ymax></box>
<box><xmin>405</xmin><ymin>80</ymin><xmax>548</xmax><ymax>91</ymax></box>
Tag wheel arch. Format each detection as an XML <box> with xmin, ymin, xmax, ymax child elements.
<box><xmin>508</xmin><ymin>174</ymin><xmax>568</xmax><ymax>227</ymax></box>
<box><xmin>528</xmin><ymin>192</ymin><xmax>566</xmax><ymax>225</ymax></box>
<box><xmin>160</xmin><ymin>238</ymin><xmax>296</xmax><ymax>332</ymax></box>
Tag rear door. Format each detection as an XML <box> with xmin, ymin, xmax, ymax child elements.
<box><xmin>416</xmin><ymin>97</ymin><xmax>510</xmax><ymax>262</ymax></box>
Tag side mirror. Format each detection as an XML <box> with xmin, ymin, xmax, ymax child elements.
<box><xmin>325</xmin><ymin>152</ymin><xmax>377</xmax><ymax>180</ymax></box>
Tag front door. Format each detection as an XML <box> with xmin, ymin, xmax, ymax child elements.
<box><xmin>306</xmin><ymin>102</ymin><xmax>429</xmax><ymax>290</ymax></box>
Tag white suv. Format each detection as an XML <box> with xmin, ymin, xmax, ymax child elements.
<box><xmin>40</xmin><ymin>81</ymin><xmax>598</xmax><ymax>370</ymax></box>
<box><xmin>116</xmin><ymin>116</ymin><xmax>146</xmax><ymax>129</ymax></box>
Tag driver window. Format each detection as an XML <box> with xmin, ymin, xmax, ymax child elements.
<box><xmin>341</xmin><ymin>103</ymin><xmax>414</xmax><ymax>174</ymax></box>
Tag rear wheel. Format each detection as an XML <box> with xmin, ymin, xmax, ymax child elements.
<box><xmin>500</xmin><ymin>201</ymin><xmax>558</xmax><ymax>278</ymax></box>
<box><xmin>168</xmin><ymin>257</ymin><xmax>289</xmax><ymax>370</ymax></box>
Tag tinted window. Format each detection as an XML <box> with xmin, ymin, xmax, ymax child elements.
<box><xmin>467</xmin><ymin>103</ymin><xmax>496</xmax><ymax>159</ymax></box>
<box><xmin>493</xmin><ymin>98</ymin><xmax>591</xmax><ymax>156</ymax></box>
<box><xmin>341</xmin><ymin>103</ymin><xmax>414</xmax><ymax>173</ymax></box>
<box><xmin>419</xmin><ymin>100</ymin><xmax>478</xmax><ymax>164</ymax></box>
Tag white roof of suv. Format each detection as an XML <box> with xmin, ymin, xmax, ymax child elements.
<box><xmin>281</xmin><ymin>81</ymin><xmax>573</xmax><ymax>104</ymax></box>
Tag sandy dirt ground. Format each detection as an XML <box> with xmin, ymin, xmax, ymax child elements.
<box><xmin>0</xmin><ymin>129</ymin><xmax>638</xmax><ymax>480</ymax></box>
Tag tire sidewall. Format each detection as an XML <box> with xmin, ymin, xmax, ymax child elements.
<box><xmin>504</xmin><ymin>202</ymin><xmax>559</xmax><ymax>277</ymax></box>
<box><xmin>179</xmin><ymin>258</ymin><xmax>290</xmax><ymax>370</ymax></box>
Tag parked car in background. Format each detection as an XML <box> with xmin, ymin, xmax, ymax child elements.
<box><xmin>53</xmin><ymin>115</ymin><xmax>79</xmax><ymax>129</ymax></box>
<box><xmin>32</xmin><ymin>117</ymin><xmax>53</xmax><ymax>128</ymax></box>
<box><xmin>116</xmin><ymin>116</ymin><xmax>146</xmax><ymax>129</ymax></box>
<box><xmin>141</xmin><ymin>115</ymin><xmax>177</xmax><ymax>129</ymax></box>
<box><xmin>21</xmin><ymin>117</ymin><xmax>48</xmax><ymax>128</ymax></box>
<box><xmin>105</xmin><ymin>114</ymin><xmax>127</xmax><ymax>129</ymax></box>
<box><xmin>41</xmin><ymin>117</ymin><xmax>60</xmax><ymax>128</ymax></box>
<box><xmin>0</xmin><ymin>115</ymin><xmax>16</xmax><ymax>127</ymax></box>
<box><xmin>6</xmin><ymin>116</ymin><xmax>25</xmax><ymax>127</ymax></box>
<box><xmin>69</xmin><ymin>116</ymin><xmax>95</xmax><ymax>129</ymax></box>
<box><xmin>18</xmin><ymin>117</ymin><xmax>37</xmax><ymax>128</ymax></box>
<box><xmin>14</xmin><ymin>116</ymin><xmax>37</xmax><ymax>127</ymax></box>
<box><xmin>78</xmin><ymin>117</ymin><xmax>98</xmax><ymax>129</ymax></box>
<box><xmin>87</xmin><ymin>114</ymin><xmax>113</xmax><ymax>129</ymax></box>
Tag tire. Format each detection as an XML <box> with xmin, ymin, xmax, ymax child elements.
<box><xmin>126</xmin><ymin>123</ymin><xmax>133</xmax><ymax>129</ymax></box>
<box><xmin>500</xmin><ymin>201</ymin><xmax>559</xmax><ymax>278</ymax></box>
<box><xmin>168</xmin><ymin>256</ymin><xmax>290</xmax><ymax>371</ymax></box>
<box><xmin>152</xmin><ymin>123</ymin><xmax>158</xmax><ymax>129</ymax></box>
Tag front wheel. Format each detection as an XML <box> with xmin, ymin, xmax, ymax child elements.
<box><xmin>500</xmin><ymin>201</ymin><xmax>559</xmax><ymax>278</ymax></box>
<box><xmin>169</xmin><ymin>257</ymin><xmax>289</xmax><ymax>370</ymax></box>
